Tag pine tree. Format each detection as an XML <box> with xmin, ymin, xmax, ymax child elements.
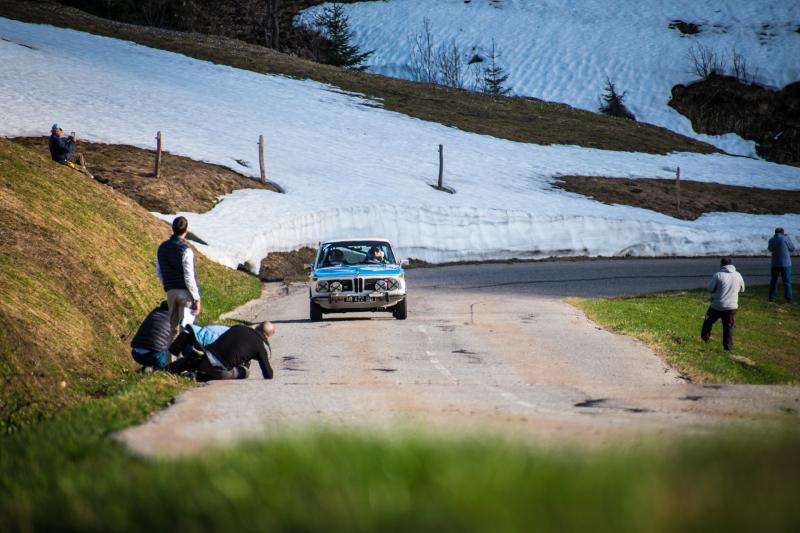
<box><xmin>482</xmin><ymin>39</ymin><xmax>510</xmax><ymax>96</ymax></box>
<box><xmin>315</xmin><ymin>4</ymin><xmax>373</xmax><ymax>71</ymax></box>
<box><xmin>599</xmin><ymin>79</ymin><xmax>635</xmax><ymax>120</ymax></box>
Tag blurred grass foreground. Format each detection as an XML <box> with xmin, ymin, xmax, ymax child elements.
<box><xmin>1</xmin><ymin>374</ymin><xmax>798</xmax><ymax>533</ymax></box>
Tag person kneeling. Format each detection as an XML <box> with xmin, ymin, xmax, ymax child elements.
<box><xmin>130</xmin><ymin>301</ymin><xmax>172</xmax><ymax>371</ymax></box>
<box><xmin>178</xmin><ymin>322</ymin><xmax>275</xmax><ymax>381</ymax></box>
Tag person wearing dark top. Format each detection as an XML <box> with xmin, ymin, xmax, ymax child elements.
<box><xmin>130</xmin><ymin>301</ymin><xmax>172</xmax><ymax>370</ymax></box>
<box><xmin>197</xmin><ymin>322</ymin><xmax>275</xmax><ymax>381</ymax></box>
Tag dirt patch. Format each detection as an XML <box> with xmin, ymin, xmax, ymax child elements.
<box><xmin>257</xmin><ymin>247</ymin><xmax>316</xmax><ymax>281</ymax></box>
<box><xmin>669</xmin><ymin>74</ymin><xmax>800</xmax><ymax>166</ymax></box>
<box><xmin>554</xmin><ymin>175</ymin><xmax>800</xmax><ymax>220</ymax></box>
<box><xmin>10</xmin><ymin>137</ymin><xmax>280</xmax><ymax>213</ymax></box>
<box><xmin>668</xmin><ymin>20</ymin><xmax>702</xmax><ymax>35</ymax></box>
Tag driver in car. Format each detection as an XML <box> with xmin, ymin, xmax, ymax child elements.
<box><xmin>325</xmin><ymin>248</ymin><xmax>345</xmax><ymax>266</ymax></box>
<box><xmin>364</xmin><ymin>247</ymin><xmax>385</xmax><ymax>264</ymax></box>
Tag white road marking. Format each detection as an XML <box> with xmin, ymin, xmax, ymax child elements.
<box><xmin>419</xmin><ymin>325</ymin><xmax>534</xmax><ymax>409</ymax></box>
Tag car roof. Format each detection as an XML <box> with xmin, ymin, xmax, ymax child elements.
<box><xmin>321</xmin><ymin>238</ymin><xmax>393</xmax><ymax>246</ymax></box>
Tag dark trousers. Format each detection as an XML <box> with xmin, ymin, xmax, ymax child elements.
<box><xmin>768</xmin><ymin>266</ymin><xmax>793</xmax><ymax>302</ymax></box>
<box><xmin>701</xmin><ymin>307</ymin><xmax>736</xmax><ymax>350</ymax></box>
<box><xmin>195</xmin><ymin>359</ymin><xmax>249</xmax><ymax>382</ymax></box>
<box><xmin>166</xmin><ymin>354</ymin><xmax>248</xmax><ymax>381</ymax></box>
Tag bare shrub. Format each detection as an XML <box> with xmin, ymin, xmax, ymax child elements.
<box><xmin>409</xmin><ymin>18</ymin><xmax>439</xmax><ymax>84</ymax></box>
<box><xmin>688</xmin><ymin>43</ymin><xmax>724</xmax><ymax>80</ymax></box>
<box><xmin>409</xmin><ymin>19</ymin><xmax>502</xmax><ymax>91</ymax></box>
<box><xmin>436</xmin><ymin>39</ymin><xmax>466</xmax><ymax>88</ymax></box>
<box><xmin>730</xmin><ymin>46</ymin><xmax>758</xmax><ymax>84</ymax></box>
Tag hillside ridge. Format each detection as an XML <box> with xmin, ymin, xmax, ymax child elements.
<box><xmin>0</xmin><ymin>138</ymin><xmax>259</xmax><ymax>429</ymax></box>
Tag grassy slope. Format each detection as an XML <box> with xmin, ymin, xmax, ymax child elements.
<box><xmin>0</xmin><ymin>138</ymin><xmax>260</xmax><ymax>428</ymax></box>
<box><xmin>572</xmin><ymin>285</ymin><xmax>800</xmax><ymax>384</ymax></box>
<box><xmin>0</xmin><ymin>0</ymin><xmax>716</xmax><ymax>155</ymax></box>
<box><xmin>1</xmin><ymin>375</ymin><xmax>798</xmax><ymax>532</ymax></box>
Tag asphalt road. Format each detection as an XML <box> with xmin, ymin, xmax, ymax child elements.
<box><xmin>407</xmin><ymin>256</ymin><xmax>772</xmax><ymax>297</ymax></box>
<box><xmin>119</xmin><ymin>258</ymin><xmax>798</xmax><ymax>457</ymax></box>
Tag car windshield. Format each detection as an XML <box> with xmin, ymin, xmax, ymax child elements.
<box><xmin>318</xmin><ymin>241</ymin><xmax>397</xmax><ymax>267</ymax></box>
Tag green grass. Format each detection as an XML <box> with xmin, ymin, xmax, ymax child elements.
<box><xmin>1</xmin><ymin>375</ymin><xmax>798</xmax><ymax>532</ymax></box>
<box><xmin>571</xmin><ymin>285</ymin><xmax>800</xmax><ymax>384</ymax></box>
<box><xmin>196</xmin><ymin>261</ymin><xmax>262</xmax><ymax>324</ymax></box>
<box><xmin>0</xmin><ymin>138</ymin><xmax>260</xmax><ymax>429</ymax></box>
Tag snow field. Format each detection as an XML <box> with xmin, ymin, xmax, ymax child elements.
<box><xmin>0</xmin><ymin>17</ymin><xmax>798</xmax><ymax>270</ymax></box>
<box><xmin>300</xmin><ymin>0</ymin><xmax>800</xmax><ymax>157</ymax></box>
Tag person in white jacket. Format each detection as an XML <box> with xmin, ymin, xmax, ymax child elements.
<box><xmin>701</xmin><ymin>257</ymin><xmax>745</xmax><ymax>351</ymax></box>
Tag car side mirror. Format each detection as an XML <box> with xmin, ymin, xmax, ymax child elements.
<box><xmin>401</xmin><ymin>259</ymin><xmax>410</xmax><ymax>267</ymax></box>
<box><xmin>303</xmin><ymin>263</ymin><xmax>314</xmax><ymax>271</ymax></box>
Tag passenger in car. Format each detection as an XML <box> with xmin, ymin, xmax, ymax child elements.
<box><xmin>325</xmin><ymin>248</ymin><xmax>345</xmax><ymax>266</ymax></box>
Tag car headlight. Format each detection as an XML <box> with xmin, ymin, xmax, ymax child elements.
<box><xmin>316</xmin><ymin>281</ymin><xmax>329</xmax><ymax>292</ymax></box>
<box><xmin>329</xmin><ymin>281</ymin><xmax>343</xmax><ymax>292</ymax></box>
<box><xmin>375</xmin><ymin>279</ymin><xmax>400</xmax><ymax>291</ymax></box>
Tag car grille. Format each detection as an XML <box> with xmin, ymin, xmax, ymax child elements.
<box><xmin>329</xmin><ymin>279</ymin><xmax>353</xmax><ymax>291</ymax></box>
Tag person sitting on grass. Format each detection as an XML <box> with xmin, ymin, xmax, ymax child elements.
<box><xmin>701</xmin><ymin>257</ymin><xmax>745</xmax><ymax>351</ymax></box>
<box><xmin>48</xmin><ymin>124</ymin><xmax>88</xmax><ymax>170</ymax></box>
<box><xmin>130</xmin><ymin>301</ymin><xmax>172</xmax><ymax>372</ymax></box>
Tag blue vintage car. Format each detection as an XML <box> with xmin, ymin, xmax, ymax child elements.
<box><xmin>308</xmin><ymin>239</ymin><xmax>408</xmax><ymax>321</ymax></box>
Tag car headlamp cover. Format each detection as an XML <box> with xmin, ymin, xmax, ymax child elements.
<box><xmin>316</xmin><ymin>280</ymin><xmax>329</xmax><ymax>292</ymax></box>
<box><xmin>329</xmin><ymin>281</ymin><xmax>343</xmax><ymax>292</ymax></box>
<box><xmin>375</xmin><ymin>278</ymin><xmax>400</xmax><ymax>291</ymax></box>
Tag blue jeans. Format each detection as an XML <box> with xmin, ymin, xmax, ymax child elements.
<box><xmin>768</xmin><ymin>266</ymin><xmax>793</xmax><ymax>302</ymax></box>
<box><xmin>131</xmin><ymin>348</ymin><xmax>169</xmax><ymax>370</ymax></box>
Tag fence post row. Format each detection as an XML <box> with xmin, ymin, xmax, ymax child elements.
<box><xmin>438</xmin><ymin>144</ymin><xmax>444</xmax><ymax>190</ymax></box>
<box><xmin>259</xmin><ymin>135</ymin><xmax>267</xmax><ymax>185</ymax></box>
<box><xmin>154</xmin><ymin>131</ymin><xmax>163</xmax><ymax>178</ymax></box>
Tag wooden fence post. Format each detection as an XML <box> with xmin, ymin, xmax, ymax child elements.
<box><xmin>438</xmin><ymin>144</ymin><xmax>444</xmax><ymax>190</ymax></box>
<box><xmin>154</xmin><ymin>131</ymin><xmax>162</xmax><ymax>178</ymax></box>
<box><xmin>676</xmin><ymin>166</ymin><xmax>681</xmax><ymax>215</ymax></box>
<box><xmin>258</xmin><ymin>135</ymin><xmax>267</xmax><ymax>185</ymax></box>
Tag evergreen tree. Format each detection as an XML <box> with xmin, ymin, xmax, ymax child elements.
<box><xmin>315</xmin><ymin>4</ymin><xmax>373</xmax><ymax>71</ymax></box>
<box><xmin>482</xmin><ymin>39</ymin><xmax>510</xmax><ymax>96</ymax></box>
<box><xmin>599</xmin><ymin>79</ymin><xmax>635</xmax><ymax>120</ymax></box>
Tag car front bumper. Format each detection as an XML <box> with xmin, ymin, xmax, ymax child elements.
<box><xmin>312</xmin><ymin>292</ymin><xmax>405</xmax><ymax>311</ymax></box>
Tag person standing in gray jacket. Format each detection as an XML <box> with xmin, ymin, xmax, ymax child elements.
<box><xmin>768</xmin><ymin>227</ymin><xmax>794</xmax><ymax>304</ymax></box>
<box><xmin>701</xmin><ymin>257</ymin><xmax>745</xmax><ymax>351</ymax></box>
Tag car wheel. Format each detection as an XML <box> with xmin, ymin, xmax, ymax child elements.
<box><xmin>310</xmin><ymin>301</ymin><xmax>323</xmax><ymax>322</ymax></box>
<box><xmin>393</xmin><ymin>297</ymin><xmax>407</xmax><ymax>320</ymax></box>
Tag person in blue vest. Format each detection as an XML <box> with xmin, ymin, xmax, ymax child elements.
<box><xmin>130</xmin><ymin>301</ymin><xmax>172</xmax><ymax>371</ymax></box>
<box><xmin>156</xmin><ymin>216</ymin><xmax>202</xmax><ymax>342</ymax></box>
<box><xmin>768</xmin><ymin>227</ymin><xmax>795</xmax><ymax>304</ymax></box>
<box><xmin>48</xmin><ymin>124</ymin><xmax>85</xmax><ymax>166</ymax></box>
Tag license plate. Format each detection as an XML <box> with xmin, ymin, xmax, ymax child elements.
<box><xmin>345</xmin><ymin>296</ymin><xmax>368</xmax><ymax>302</ymax></box>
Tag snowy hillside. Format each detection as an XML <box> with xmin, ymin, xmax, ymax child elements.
<box><xmin>299</xmin><ymin>0</ymin><xmax>800</xmax><ymax>157</ymax></box>
<box><xmin>1</xmin><ymin>17</ymin><xmax>798</xmax><ymax>270</ymax></box>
